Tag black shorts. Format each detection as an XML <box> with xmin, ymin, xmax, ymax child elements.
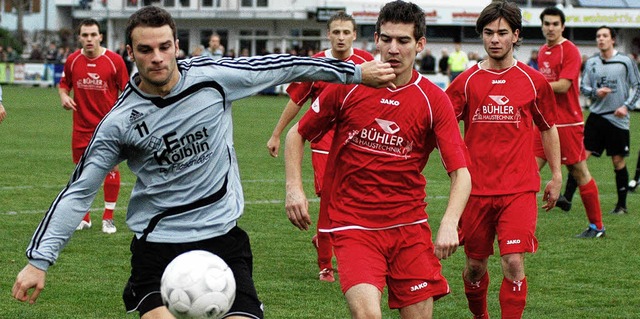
<box><xmin>122</xmin><ymin>226</ymin><xmax>264</xmax><ymax>318</ymax></box>
<box><xmin>584</xmin><ymin>113</ymin><xmax>630</xmax><ymax>157</ymax></box>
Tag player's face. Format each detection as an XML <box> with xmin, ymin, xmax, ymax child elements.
<box><xmin>374</xmin><ymin>22</ymin><xmax>425</xmax><ymax>85</ymax></box>
<box><xmin>328</xmin><ymin>20</ymin><xmax>356</xmax><ymax>58</ymax></box>
<box><xmin>127</xmin><ymin>25</ymin><xmax>180</xmax><ymax>96</ymax></box>
<box><xmin>78</xmin><ymin>25</ymin><xmax>103</xmax><ymax>58</ymax></box>
<box><xmin>541</xmin><ymin>15</ymin><xmax>565</xmax><ymax>46</ymax></box>
<box><xmin>481</xmin><ymin>18</ymin><xmax>519</xmax><ymax>63</ymax></box>
<box><xmin>596</xmin><ymin>28</ymin><xmax>615</xmax><ymax>53</ymax></box>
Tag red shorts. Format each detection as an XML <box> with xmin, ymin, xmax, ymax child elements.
<box><xmin>533</xmin><ymin>125</ymin><xmax>586</xmax><ymax>165</ymax></box>
<box><xmin>460</xmin><ymin>192</ymin><xmax>538</xmax><ymax>260</ymax></box>
<box><xmin>311</xmin><ymin>149</ymin><xmax>328</xmax><ymax>196</ymax></box>
<box><xmin>331</xmin><ymin>223</ymin><xmax>450</xmax><ymax>309</ymax></box>
<box><xmin>72</xmin><ymin>131</ymin><xmax>92</xmax><ymax>164</ymax></box>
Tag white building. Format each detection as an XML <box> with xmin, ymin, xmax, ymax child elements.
<box><xmin>1</xmin><ymin>0</ymin><xmax>640</xmax><ymax>63</ymax></box>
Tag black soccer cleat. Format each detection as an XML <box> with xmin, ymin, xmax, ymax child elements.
<box><xmin>576</xmin><ymin>224</ymin><xmax>605</xmax><ymax>238</ymax></box>
<box><xmin>609</xmin><ymin>206</ymin><xmax>628</xmax><ymax>215</ymax></box>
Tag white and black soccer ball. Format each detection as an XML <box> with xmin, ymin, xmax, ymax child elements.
<box><xmin>161</xmin><ymin>250</ymin><xmax>236</xmax><ymax>319</ymax></box>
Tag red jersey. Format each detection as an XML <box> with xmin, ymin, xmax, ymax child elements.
<box><xmin>446</xmin><ymin>61</ymin><xmax>557</xmax><ymax>196</ymax></box>
<box><xmin>538</xmin><ymin>39</ymin><xmax>583</xmax><ymax>126</ymax></box>
<box><xmin>287</xmin><ymin>48</ymin><xmax>373</xmax><ymax>152</ymax></box>
<box><xmin>59</xmin><ymin>48</ymin><xmax>129</xmax><ymax>134</ymax></box>
<box><xmin>298</xmin><ymin>71</ymin><xmax>468</xmax><ymax>229</ymax></box>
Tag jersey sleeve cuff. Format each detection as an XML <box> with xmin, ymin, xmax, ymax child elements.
<box><xmin>29</xmin><ymin>259</ymin><xmax>51</xmax><ymax>272</ymax></box>
<box><xmin>351</xmin><ymin>65</ymin><xmax>362</xmax><ymax>84</ymax></box>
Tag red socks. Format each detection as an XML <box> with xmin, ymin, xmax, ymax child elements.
<box><xmin>499</xmin><ymin>276</ymin><xmax>527</xmax><ymax>319</ymax></box>
<box><xmin>464</xmin><ymin>271</ymin><xmax>490</xmax><ymax>318</ymax></box>
<box><xmin>103</xmin><ymin>171</ymin><xmax>120</xmax><ymax>220</ymax></box>
<box><xmin>315</xmin><ymin>232</ymin><xmax>333</xmax><ymax>270</ymax></box>
<box><xmin>465</xmin><ymin>273</ymin><xmax>528</xmax><ymax>318</ymax></box>
<box><xmin>579</xmin><ymin>178</ymin><xmax>603</xmax><ymax>230</ymax></box>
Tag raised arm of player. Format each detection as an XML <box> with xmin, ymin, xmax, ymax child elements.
<box><xmin>434</xmin><ymin>167</ymin><xmax>471</xmax><ymax>260</ymax></box>
<box><xmin>284</xmin><ymin>123</ymin><xmax>311</xmax><ymax>230</ymax></box>
<box><xmin>540</xmin><ymin>125</ymin><xmax>562</xmax><ymax>211</ymax></box>
<box><xmin>267</xmin><ymin>99</ymin><xmax>303</xmax><ymax>157</ymax></box>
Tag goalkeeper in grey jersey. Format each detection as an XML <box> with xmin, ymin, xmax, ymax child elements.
<box><xmin>12</xmin><ymin>6</ymin><xmax>396</xmax><ymax>319</ymax></box>
<box><xmin>562</xmin><ymin>26</ymin><xmax>640</xmax><ymax>216</ymax></box>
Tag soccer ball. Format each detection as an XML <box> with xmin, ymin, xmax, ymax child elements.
<box><xmin>161</xmin><ymin>250</ymin><xmax>236</xmax><ymax>319</ymax></box>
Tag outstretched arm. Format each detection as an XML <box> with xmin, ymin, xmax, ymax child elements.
<box><xmin>541</xmin><ymin>125</ymin><xmax>562</xmax><ymax>211</ymax></box>
<box><xmin>434</xmin><ymin>167</ymin><xmax>471</xmax><ymax>260</ymax></box>
<box><xmin>268</xmin><ymin>99</ymin><xmax>303</xmax><ymax>157</ymax></box>
<box><xmin>284</xmin><ymin>123</ymin><xmax>311</xmax><ymax>230</ymax></box>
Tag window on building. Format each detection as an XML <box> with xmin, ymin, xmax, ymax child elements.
<box><xmin>202</xmin><ymin>0</ymin><xmax>221</xmax><ymax>7</ymax></box>
<box><xmin>570</xmin><ymin>27</ymin><xmax>599</xmax><ymax>44</ymax></box>
<box><xmin>178</xmin><ymin>29</ymin><xmax>190</xmax><ymax>57</ymax></box>
<box><xmin>241</xmin><ymin>0</ymin><xmax>267</xmax><ymax>7</ymax></box>
<box><xmin>301</xmin><ymin>29</ymin><xmax>321</xmax><ymax>54</ymax></box>
<box><xmin>240</xmin><ymin>30</ymin><xmax>253</xmax><ymax>56</ymax></box>
<box><xmin>164</xmin><ymin>0</ymin><xmax>175</xmax><ymax>7</ymax></box>
<box><xmin>256</xmin><ymin>30</ymin><xmax>269</xmax><ymax>55</ymax></box>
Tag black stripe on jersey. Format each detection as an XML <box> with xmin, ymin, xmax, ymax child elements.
<box><xmin>147</xmin><ymin>80</ymin><xmax>225</xmax><ymax>109</ymax></box>
<box><xmin>27</xmin><ymin>86</ymin><xmax>135</xmax><ymax>259</ymax></box>
<box><xmin>140</xmin><ymin>170</ymin><xmax>229</xmax><ymax>242</ymax></box>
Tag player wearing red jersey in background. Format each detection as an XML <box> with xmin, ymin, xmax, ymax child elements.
<box><xmin>535</xmin><ymin>7</ymin><xmax>605</xmax><ymax>238</ymax></box>
<box><xmin>285</xmin><ymin>1</ymin><xmax>471</xmax><ymax>317</ymax></box>
<box><xmin>267</xmin><ymin>11</ymin><xmax>373</xmax><ymax>282</ymax></box>
<box><xmin>445</xmin><ymin>1</ymin><xmax>561</xmax><ymax>318</ymax></box>
<box><xmin>59</xmin><ymin>19</ymin><xmax>129</xmax><ymax>233</ymax></box>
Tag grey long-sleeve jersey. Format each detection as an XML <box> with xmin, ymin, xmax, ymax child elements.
<box><xmin>580</xmin><ymin>51</ymin><xmax>640</xmax><ymax>130</ymax></box>
<box><xmin>26</xmin><ymin>54</ymin><xmax>364</xmax><ymax>271</ymax></box>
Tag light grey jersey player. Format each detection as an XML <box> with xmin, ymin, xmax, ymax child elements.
<box><xmin>573</xmin><ymin>25</ymin><xmax>640</xmax><ymax>215</ymax></box>
<box><xmin>29</xmin><ymin>54</ymin><xmax>375</xmax><ymax>261</ymax></box>
<box><xmin>581</xmin><ymin>51</ymin><xmax>640</xmax><ymax>130</ymax></box>
<box><xmin>12</xmin><ymin>6</ymin><xmax>395</xmax><ymax>319</ymax></box>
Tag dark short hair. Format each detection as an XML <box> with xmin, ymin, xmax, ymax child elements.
<box><xmin>327</xmin><ymin>11</ymin><xmax>357</xmax><ymax>31</ymax></box>
<box><xmin>476</xmin><ymin>0</ymin><xmax>522</xmax><ymax>48</ymax></box>
<box><xmin>540</xmin><ymin>6</ymin><xmax>565</xmax><ymax>26</ymax></box>
<box><xmin>125</xmin><ymin>6</ymin><xmax>177</xmax><ymax>47</ymax></box>
<box><xmin>376</xmin><ymin>0</ymin><xmax>426</xmax><ymax>41</ymax></box>
<box><xmin>78</xmin><ymin>19</ymin><xmax>101</xmax><ymax>35</ymax></box>
<box><xmin>597</xmin><ymin>25</ymin><xmax>617</xmax><ymax>41</ymax></box>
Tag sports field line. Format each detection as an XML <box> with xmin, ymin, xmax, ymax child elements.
<box><xmin>2</xmin><ymin>193</ymin><xmax>627</xmax><ymax>216</ymax></box>
<box><xmin>0</xmin><ymin>178</ymin><xmax>289</xmax><ymax>191</ymax></box>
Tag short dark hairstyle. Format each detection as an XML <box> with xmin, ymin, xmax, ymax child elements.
<box><xmin>540</xmin><ymin>6</ymin><xmax>565</xmax><ymax>26</ymax></box>
<box><xmin>327</xmin><ymin>11</ymin><xmax>357</xmax><ymax>31</ymax></box>
<box><xmin>476</xmin><ymin>0</ymin><xmax>522</xmax><ymax>48</ymax></box>
<box><xmin>597</xmin><ymin>25</ymin><xmax>617</xmax><ymax>41</ymax></box>
<box><xmin>376</xmin><ymin>0</ymin><xmax>426</xmax><ymax>41</ymax></box>
<box><xmin>78</xmin><ymin>19</ymin><xmax>101</xmax><ymax>35</ymax></box>
<box><xmin>125</xmin><ymin>6</ymin><xmax>177</xmax><ymax>47</ymax></box>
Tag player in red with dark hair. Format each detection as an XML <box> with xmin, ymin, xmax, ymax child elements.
<box><xmin>58</xmin><ymin>19</ymin><xmax>129</xmax><ymax>233</ymax></box>
<box><xmin>285</xmin><ymin>1</ymin><xmax>471</xmax><ymax>317</ymax></box>
<box><xmin>535</xmin><ymin>6</ymin><xmax>605</xmax><ymax>238</ymax></box>
<box><xmin>445</xmin><ymin>1</ymin><xmax>562</xmax><ymax>318</ymax></box>
<box><xmin>267</xmin><ymin>11</ymin><xmax>373</xmax><ymax>282</ymax></box>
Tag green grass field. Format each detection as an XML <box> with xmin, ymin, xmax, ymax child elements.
<box><xmin>1</xmin><ymin>85</ymin><xmax>639</xmax><ymax>318</ymax></box>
